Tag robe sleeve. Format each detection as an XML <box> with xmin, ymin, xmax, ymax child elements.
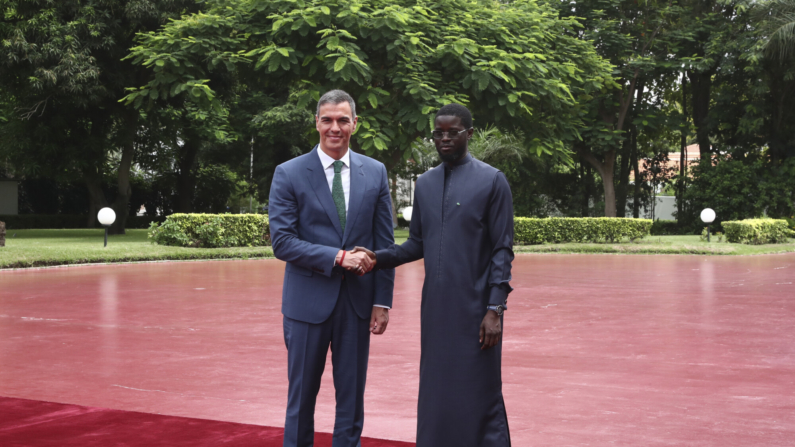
<box><xmin>374</xmin><ymin>189</ymin><xmax>425</xmax><ymax>269</ymax></box>
<box><xmin>487</xmin><ymin>172</ymin><xmax>514</xmax><ymax>306</ymax></box>
<box><xmin>373</xmin><ymin>164</ymin><xmax>396</xmax><ymax>308</ymax></box>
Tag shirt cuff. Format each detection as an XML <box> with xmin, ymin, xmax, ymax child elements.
<box><xmin>373</xmin><ymin>304</ymin><xmax>391</xmax><ymax>309</ymax></box>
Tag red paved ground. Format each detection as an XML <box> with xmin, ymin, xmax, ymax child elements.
<box><xmin>1</xmin><ymin>254</ymin><xmax>794</xmax><ymax>446</ymax></box>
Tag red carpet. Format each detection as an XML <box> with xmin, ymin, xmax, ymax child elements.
<box><xmin>0</xmin><ymin>397</ymin><xmax>414</xmax><ymax>447</ymax></box>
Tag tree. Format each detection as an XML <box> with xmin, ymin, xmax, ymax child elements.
<box><xmin>0</xmin><ymin>0</ymin><xmax>199</xmax><ymax>231</ymax></box>
<box><xmin>556</xmin><ymin>0</ymin><xmax>675</xmax><ymax>217</ymax></box>
<box><xmin>123</xmin><ymin>0</ymin><xmax>615</xmax><ymax>221</ymax></box>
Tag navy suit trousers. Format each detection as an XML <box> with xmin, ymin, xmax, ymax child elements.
<box><xmin>283</xmin><ymin>280</ymin><xmax>370</xmax><ymax>447</ymax></box>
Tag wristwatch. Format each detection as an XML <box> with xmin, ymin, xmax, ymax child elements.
<box><xmin>487</xmin><ymin>304</ymin><xmax>505</xmax><ymax>316</ymax></box>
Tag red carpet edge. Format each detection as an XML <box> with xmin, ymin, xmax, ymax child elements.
<box><xmin>0</xmin><ymin>396</ymin><xmax>415</xmax><ymax>447</ymax></box>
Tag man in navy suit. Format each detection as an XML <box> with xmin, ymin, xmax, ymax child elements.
<box><xmin>268</xmin><ymin>89</ymin><xmax>395</xmax><ymax>447</ymax></box>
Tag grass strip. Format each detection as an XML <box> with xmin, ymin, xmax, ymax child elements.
<box><xmin>0</xmin><ymin>229</ymin><xmax>274</xmax><ymax>269</ymax></box>
<box><xmin>3</xmin><ymin>230</ymin><xmax>792</xmax><ymax>270</ymax></box>
<box><xmin>0</xmin><ymin>229</ymin><xmax>412</xmax><ymax>269</ymax></box>
<box><xmin>515</xmin><ymin>235</ymin><xmax>795</xmax><ymax>256</ymax></box>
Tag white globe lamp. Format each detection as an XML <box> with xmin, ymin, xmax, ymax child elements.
<box><xmin>401</xmin><ymin>206</ymin><xmax>413</xmax><ymax>223</ymax></box>
<box><xmin>700</xmin><ymin>208</ymin><xmax>716</xmax><ymax>242</ymax></box>
<box><xmin>97</xmin><ymin>207</ymin><xmax>116</xmax><ymax>247</ymax></box>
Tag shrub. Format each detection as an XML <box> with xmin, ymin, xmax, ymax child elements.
<box><xmin>149</xmin><ymin>213</ymin><xmax>270</xmax><ymax>248</ymax></box>
<box><xmin>514</xmin><ymin>217</ymin><xmax>652</xmax><ymax>244</ymax></box>
<box><xmin>722</xmin><ymin>219</ymin><xmax>792</xmax><ymax>244</ymax></box>
<box><xmin>650</xmin><ymin>219</ymin><xmax>687</xmax><ymax>235</ymax></box>
<box><xmin>699</xmin><ymin>228</ymin><xmax>724</xmax><ymax>242</ymax></box>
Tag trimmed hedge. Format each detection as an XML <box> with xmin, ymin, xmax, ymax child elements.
<box><xmin>650</xmin><ymin>219</ymin><xmax>690</xmax><ymax>235</ymax></box>
<box><xmin>514</xmin><ymin>217</ymin><xmax>652</xmax><ymax>244</ymax></box>
<box><xmin>722</xmin><ymin>219</ymin><xmax>793</xmax><ymax>244</ymax></box>
<box><xmin>0</xmin><ymin>214</ymin><xmax>166</xmax><ymax>229</ymax></box>
<box><xmin>149</xmin><ymin>213</ymin><xmax>270</xmax><ymax>248</ymax></box>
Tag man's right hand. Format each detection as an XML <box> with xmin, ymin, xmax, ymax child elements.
<box><xmin>351</xmin><ymin>246</ymin><xmax>376</xmax><ymax>264</ymax></box>
<box><xmin>337</xmin><ymin>249</ymin><xmax>374</xmax><ymax>275</ymax></box>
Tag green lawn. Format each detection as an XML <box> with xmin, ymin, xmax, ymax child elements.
<box><xmin>2</xmin><ymin>230</ymin><xmax>792</xmax><ymax>270</ymax></box>
<box><xmin>515</xmin><ymin>235</ymin><xmax>795</xmax><ymax>255</ymax></box>
<box><xmin>394</xmin><ymin>229</ymin><xmax>409</xmax><ymax>245</ymax></box>
<box><xmin>0</xmin><ymin>229</ymin><xmax>273</xmax><ymax>269</ymax></box>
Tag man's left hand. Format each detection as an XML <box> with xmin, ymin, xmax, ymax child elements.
<box><xmin>479</xmin><ymin>310</ymin><xmax>502</xmax><ymax>350</ymax></box>
<box><xmin>370</xmin><ymin>306</ymin><xmax>389</xmax><ymax>335</ymax></box>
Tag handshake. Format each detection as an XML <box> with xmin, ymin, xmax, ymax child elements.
<box><xmin>337</xmin><ymin>246</ymin><xmax>377</xmax><ymax>276</ymax></box>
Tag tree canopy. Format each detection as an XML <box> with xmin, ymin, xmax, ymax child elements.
<box><xmin>123</xmin><ymin>0</ymin><xmax>614</xmax><ymax>164</ymax></box>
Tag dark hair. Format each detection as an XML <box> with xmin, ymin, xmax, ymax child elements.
<box><xmin>316</xmin><ymin>89</ymin><xmax>357</xmax><ymax>118</ymax></box>
<box><xmin>435</xmin><ymin>103</ymin><xmax>473</xmax><ymax>129</ymax></box>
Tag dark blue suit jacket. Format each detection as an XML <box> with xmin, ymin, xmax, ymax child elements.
<box><xmin>269</xmin><ymin>147</ymin><xmax>395</xmax><ymax>324</ymax></box>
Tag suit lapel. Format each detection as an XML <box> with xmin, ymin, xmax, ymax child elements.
<box><xmin>342</xmin><ymin>151</ymin><xmax>365</xmax><ymax>246</ymax></box>
<box><xmin>306</xmin><ymin>146</ymin><xmax>344</xmax><ymax>238</ymax></box>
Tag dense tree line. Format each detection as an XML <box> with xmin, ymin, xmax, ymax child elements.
<box><xmin>2</xmin><ymin>0</ymin><xmax>794</xmax><ymax>232</ymax></box>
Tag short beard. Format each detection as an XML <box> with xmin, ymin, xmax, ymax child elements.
<box><xmin>436</xmin><ymin>146</ymin><xmax>467</xmax><ymax>163</ymax></box>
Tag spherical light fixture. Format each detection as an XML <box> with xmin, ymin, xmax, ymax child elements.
<box><xmin>700</xmin><ymin>208</ymin><xmax>716</xmax><ymax>242</ymax></box>
<box><xmin>97</xmin><ymin>207</ymin><xmax>116</xmax><ymax>247</ymax></box>
<box><xmin>401</xmin><ymin>206</ymin><xmax>413</xmax><ymax>222</ymax></box>
<box><xmin>700</xmin><ymin>208</ymin><xmax>716</xmax><ymax>224</ymax></box>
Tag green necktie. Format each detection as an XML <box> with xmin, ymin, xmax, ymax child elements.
<box><xmin>332</xmin><ymin>160</ymin><xmax>346</xmax><ymax>232</ymax></box>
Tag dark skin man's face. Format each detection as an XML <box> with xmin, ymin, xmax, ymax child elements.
<box><xmin>433</xmin><ymin>115</ymin><xmax>473</xmax><ymax>163</ymax></box>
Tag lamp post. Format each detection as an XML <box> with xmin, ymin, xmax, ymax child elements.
<box><xmin>701</xmin><ymin>208</ymin><xmax>716</xmax><ymax>242</ymax></box>
<box><xmin>401</xmin><ymin>206</ymin><xmax>413</xmax><ymax>223</ymax></box>
<box><xmin>97</xmin><ymin>207</ymin><xmax>116</xmax><ymax>247</ymax></box>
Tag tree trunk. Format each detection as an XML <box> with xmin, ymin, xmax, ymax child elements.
<box><xmin>632</xmin><ymin>150</ymin><xmax>641</xmax><ymax>218</ymax></box>
<box><xmin>616</xmin><ymin>127</ymin><xmax>633</xmax><ymax>218</ymax></box>
<box><xmin>687</xmin><ymin>69</ymin><xmax>713</xmax><ymax>157</ymax></box>
<box><xmin>176</xmin><ymin>133</ymin><xmax>200</xmax><ymax>213</ymax></box>
<box><xmin>581</xmin><ymin>149</ymin><xmax>617</xmax><ymax>217</ymax></box>
<box><xmin>580</xmin><ymin>159</ymin><xmax>590</xmax><ymax>217</ymax></box>
<box><xmin>378</xmin><ymin>147</ymin><xmax>406</xmax><ymax>229</ymax></box>
<box><xmin>678</xmin><ymin>73</ymin><xmax>689</xmax><ymax>222</ymax></box>
<box><xmin>84</xmin><ymin>170</ymin><xmax>108</xmax><ymax>228</ymax></box>
<box><xmin>109</xmin><ymin>112</ymin><xmax>137</xmax><ymax>235</ymax></box>
<box><xmin>109</xmin><ymin>140</ymin><xmax>134</xmax><ymax>234</ymax></box>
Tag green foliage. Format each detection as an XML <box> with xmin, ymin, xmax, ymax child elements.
<box><xmin>0</xmin><ymin>0</ymin><xmax>201</xmax><ymax>232</ymax></box>
<box><xmin>125</xmin><ymin>0</ymin><xmax>614</xmax><ymax>162</ymax></box>
<box><xmin>681</xmin><ymin>157</ymin><xmax>795</xmax><ymax>229</ymax></box>
<box><xmin>650</xmin><ymin>219</ymin><xmax>691</xmax><ymax>235</ymax></box>
<box><xmin>699</xmin><ymin>228</ymin><xmax>724</xmax><ymax>242</ymax></box>
<box><xmin>756</xmin><ymin>0</ymin><xmax>795</xmax><ymax>61</ymax></box>
<box><xmin>0</xmin><ymin>215</ymin><xmax>165</xmax><ymax>230</ymax></box>
<box><xmin>722</xmin><ymin>219</ymin><xmax>793</xmax><ymax>244</ymax></box>
<box><xmin>193</xmin><ymin>164</ymin><xmax>240</xmax><ymax>213</ymax></box>
<box><xmin>149</xmin><ymin>213</ymin><xmax>270</xmax><ymax>248</ymax></box>
<box><xmin>514</xmin><ymin>217</ymin><xmax>652</xmax><ymax>245</ymax></box>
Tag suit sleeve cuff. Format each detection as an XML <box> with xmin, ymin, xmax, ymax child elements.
<box><xmin>314</xmin><ymin>246</ymin><xmax>341</xmax><ymax>277</ymax></box>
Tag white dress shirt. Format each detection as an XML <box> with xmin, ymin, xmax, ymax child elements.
<box><xmin>318</xmin><ymin>147</ymin><xmax>389</xmax><ymax>309</ymax></box>
<box><xmin>317</xmin><ymin>147</ymin><xmax>350</xmax><ymax>213</ymax></box>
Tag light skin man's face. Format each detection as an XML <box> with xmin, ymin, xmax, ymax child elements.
<box><xmin>316</xmin><ymin>101</ymin><xmax>358</xmax><ymax>160</ymax></box>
